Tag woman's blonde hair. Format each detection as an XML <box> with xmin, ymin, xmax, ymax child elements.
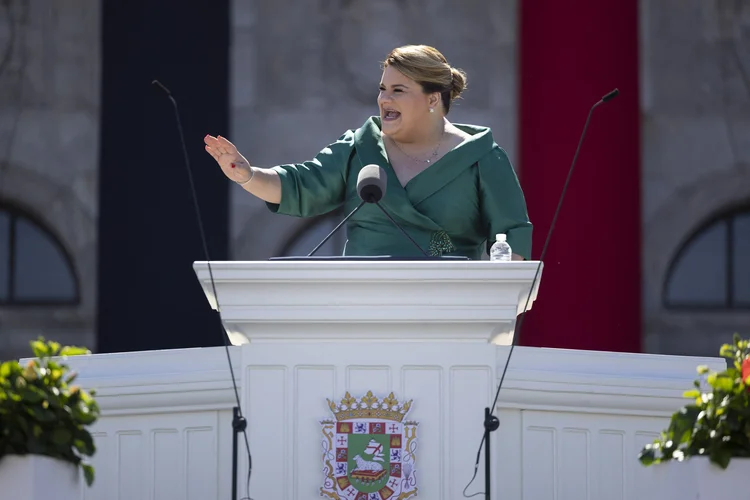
<box><xmin>383</xmin><ymin>45</ymin><xmax>467</xmax><ymax>114</ymax></box>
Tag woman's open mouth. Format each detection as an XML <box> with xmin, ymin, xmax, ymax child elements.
<box><xmin>383</xmin><ymin>109</ymin><xmax>401</xmax><ymax>121</ymax></box>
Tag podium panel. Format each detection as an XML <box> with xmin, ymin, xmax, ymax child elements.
<box><xmin>240</xmin><ymin>341</ymin><xmax>496</xmax><ymax>499</ymax></box>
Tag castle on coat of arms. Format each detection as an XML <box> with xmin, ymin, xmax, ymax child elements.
<box><xmin>320</xmin><ymin>391</ymin><xmax>418</xmax><ymax>500</ymax></box>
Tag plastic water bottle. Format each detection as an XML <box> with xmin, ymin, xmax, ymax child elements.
<box><xmin>489</xmin><ymin>233</ymin><xmax>512</xmax><ymax>262</ymax></box>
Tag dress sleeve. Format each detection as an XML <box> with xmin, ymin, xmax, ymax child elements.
<box><xmin>478</xmin><ymin>146</ymin><xmax>533</xmax><ymax>260</ymax></box>
<box><xmin>265</xmin><ymin>130</ymin><xmax>355</xmax><ymax>218</ymax></box>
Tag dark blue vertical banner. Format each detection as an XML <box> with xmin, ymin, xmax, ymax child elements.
<box><xmin>97</xmin><ymin>1</ymin><xmax>230</xmax><ymax>352</ymax></box>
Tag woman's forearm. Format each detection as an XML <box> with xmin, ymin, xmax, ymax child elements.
<box><xmin>238</xmin><ymin>164</ymin><xmax>282</xmax><ymax>205</ymax></box>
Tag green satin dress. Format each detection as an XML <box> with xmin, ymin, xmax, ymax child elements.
<box><xmin>266</xmin><ymin>116</ymin><xmax>533</xmax><ymax>260</ymax></box>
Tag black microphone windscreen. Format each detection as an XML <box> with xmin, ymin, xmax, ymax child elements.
<box><xmin>602</xmin><ymin>88</ymin><xmax>619</xmax><ymax>102</ymax></box>
<box><xmin>357</xmin><ymin>164</ymin><xmax>387</xmax><ymax>203</ymax></box>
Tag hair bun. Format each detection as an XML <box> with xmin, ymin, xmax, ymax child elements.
<box><xmin>450</xmin><ymin>67</ymin><xmax>467</xmax><ymax>100</ymax></box>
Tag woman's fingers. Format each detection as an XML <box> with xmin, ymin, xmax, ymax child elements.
<box><xmin>205</xmin><ymin>134</ymin><xmax>236</xmax><ymax>156</ymax></box>
<box><xmin>205</xmin><ymin>145</ymin><xmax>220</xmax><ymax>160</ymax></box>
<box><xmin>216</xmin><ymin>135</ymin><xmax>235</xmax><ymax>149</ymax></box>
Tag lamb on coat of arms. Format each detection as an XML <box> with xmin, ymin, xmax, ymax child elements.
<box><xmin>352</xmin><ymin>439</ymin><xmax>386</xmax><ymax>472</ymax></box>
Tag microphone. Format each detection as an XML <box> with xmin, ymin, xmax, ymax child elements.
<box><xmin>602</xmin><ymin>88</ymin><xmax>619</xmax><ymax>102</ymax></box>
<box><xmin>463</xmin><ymin>88</ymin><xmax>621</xmax><ymax>500</ymax></box>
<box><xmin>307</xmin><ymin>164</ymin><xmax>429</xmax><ymax>257</ymax></box>
<box><xmin>151</xmin><ymin>80</ymin><xmax>254</xmax><ymax>500</ymax></box>
<box><xmin>357</xmin><ymin>164</ymin><xmax>387</xmax><ymax>202</ymax></box>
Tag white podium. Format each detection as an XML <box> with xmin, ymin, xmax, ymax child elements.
<box><xmin>192</xmin><ymin>259</ymin><xmax>543</xmax><ymax>500</ymax></box>
<box><xmin>193</xmin><ymin>260</ymin><xmax>542</xmax><ymax>344</ymax></box>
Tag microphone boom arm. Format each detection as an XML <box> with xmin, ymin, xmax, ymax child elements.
<box><xmin>307</xmin><ymin>201</ymin><xmax>365</xmax><ymax>257</ymax></box>
<box><xmin>464</xmin><ymin>88</ymin><xmax>620</xmax><ymax>500</ymax></box>
<box><xmin>151</xmin><ymin>79</ymin><xmax>253</xmax><ymax>500</ymax></box>
<box><xmin>374</xmin><ymin>202</ymin><xmax>430</xmax><ymax>257</ymax></box>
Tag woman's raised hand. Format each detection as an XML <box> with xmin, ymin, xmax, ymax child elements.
<box><xmin>204</xmin><ymin>134</ymin><xmax>252</xmax><ymax>184</ymax></box>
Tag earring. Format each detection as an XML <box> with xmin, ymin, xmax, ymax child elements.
<box><xmin>429</xmin><ymin>108</ymin><xmax>434</xmax><ymax>113</ymax></box>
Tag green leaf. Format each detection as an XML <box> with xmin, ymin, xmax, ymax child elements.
<box><xmin>714</xmin><ymin>376</ymin><xmax>735</xmax><ymax>393</ymax></box>
<box><xmin>82</xmin><ymin>463</ymin><xmax>95</xmax><ymax>486</ymax></box>
<box><xmin>711</xmin><ymin>448</ymin><xmax>732</xmax><ymax>469</ymax></box>
<box><xmin>22</xmin><ymin>386</ymin><xmax>44</xmax><ymax>404</ymax></box>
<box><xmin>638</xmin><ymin>446</ymin><xmax>657</xmax><ymax>466</ymax></box>
<box><xmin>30</xmin><ymin>340</ymin><xmax>49</xmax><ymax>358</ymax></box>
<box><xmin>720</xmin><ymin>344</ymin><xmax>734</xmax><ymax>358</ymax></box>
<box><xmin>60</xmin><ymin>346</ymin><xmax>90</xmax><ymax>357</ymax></box>
<box><xmin>684</xmin><ymin>389</ymin><xmax>701</xmax><ymax>399</ymax></box>
<box><xmin>32</xmin><ymin>406</ymin><xmax>58</xmax><ymax>423</ymax></box>
<box><xmin>72</xmin><ymin>407</ymin><xmax>98</xmax><ymax>426</ymax></box>
<box><xmin>669</xmin><ymin>406</ymin><xmax>700</xmax><ymax>445</ymax></box>
<box><xmin>0</xmin><ymin>361</ymin><xmax>16</xmax><ymax>379</ymax></box>
<box><xmin>49</xmin><ymin>369</ymin><xmax>63</xmax><ymax>382</ymax></box>
<box><xmin>697</xmin><ymin>365</ymin><xmax>710</xmax><ymax>375</ymax></box>
<box><xmin>51</xmin><ymin>428</ymin><xmax>72</xmax><ymax>445</ymax></box>
<box><xmin>74</xmin><ymin>431</ymin><xmax>96</xmax><ymax>456</ymax></box>
<box><xmin>706</xmin><ymin>373</ymin><xmax>735</xmax><ymax>392</ymax></box>
<box><xmin>47</xmin><ymin>341</ymin><xmax>61</xmax><ymax>357</ymax></box>
<box><xmin>14</xmin><ymin>415</ymin><xmax>29</xmax><ymax>434</ymax></box>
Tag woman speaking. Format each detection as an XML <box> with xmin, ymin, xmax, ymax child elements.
<box><xmin>204</xmin><ymin>45</ymin><xmax>532</xmax><ymax>260</ymax></box>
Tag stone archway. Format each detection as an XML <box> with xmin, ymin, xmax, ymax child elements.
<box><xmin>0</xmin><ymin>163</ymin><xmax>97</xmax><ymax>356</ymax></box>
<box><xmin>642</xmin><ymin>167</ymin><xmax>750</xmax><ymax>355</ymax></box>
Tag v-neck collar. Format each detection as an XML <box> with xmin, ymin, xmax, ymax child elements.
<box><xmin>353</xmin><ymin>116</ymin><xmax>496</xmax><ymax>206</ymax></box>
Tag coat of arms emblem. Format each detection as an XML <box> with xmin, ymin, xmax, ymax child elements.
<box><xmin>320</xmin><ymin>391</ymin><xmax>418</xmax><ymax>500</ymax></box>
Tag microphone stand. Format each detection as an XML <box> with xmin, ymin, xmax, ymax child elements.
<box><xmin>307</xmin><ymin>201</ymin><xmax>365</xmax><ymax>257</ymax></box>
<box><xmin>475</xmin><ymin>88</ymin><xmax>619</xmax><ymax>500</ymax></box>
<box><xmin>232</xmin><ymin>407</ymin><xmax>246</xmax><ymax>500</ymax></box>
<box><xmin>483</xmin><ymin>407</ymin><xmax>500</xmax><ymax>500</ymax></box>
<box><xmin>152</xmin><ymin>79</ymin><xmax>252</xmax><ymax>500</ymax></box>
<box><xmin>373</xmin><ymin>202</ymin><xmax>429</xmax><ymax>257</ymax></box>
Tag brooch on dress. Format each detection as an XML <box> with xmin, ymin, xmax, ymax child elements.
<box><xmin>428</xmin><ymin>230</ymin><xmax>456</xmax><ymax>256</ymax></box>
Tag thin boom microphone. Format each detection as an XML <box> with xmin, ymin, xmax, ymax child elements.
<box><xmin>602</xmin><ymin>88</ymin><xmax>619</xmax><ymax>102</ymax></box>
<box><xmin>308</xmin><ymin>201</ymin><xmax>365</xmax><ymax>256</ymax></box>
<box><xmin>493</xmin><ymin>90</ymin><xmax>621</xmax><ymax>412</ymax></box>
<box><xmin>463</xmin><ymin>88</ymin><xmax>620</xmax><ymax>499</ymax></box>
<box><xmin>373</xmin><ymin>202</ymin><xmax>429</xmax><ymax>257</ymax></box>
<box><xmin>151</xmin><ymin>80</ymin><xmax>254</xmax><ymax>500</ymax></box>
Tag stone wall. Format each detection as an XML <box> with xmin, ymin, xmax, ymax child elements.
<box><xmin>640</xmin><ymin>0</ymin><xmax>750</xmax><ymax>355</ymax></box>
<box><xmin>0</xmin><ymin>0</ymin><xmax>100</xmax><ymax>360</ymax></box>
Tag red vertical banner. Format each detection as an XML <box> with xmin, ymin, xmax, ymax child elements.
<box><xmin>517</xmin><ymin>1</ymin><xmax>641</xmax><ymax>352</ymax></box>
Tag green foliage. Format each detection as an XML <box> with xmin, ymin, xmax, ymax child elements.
<box><xmin>0</xmin><ymin>337</ymin><xmax>99</xmax><ymax>486</ymax></box>
<box><xmin>639</xmin><ymin>333</ymin><xmax>750</xmax><ymax>470</ymax></box>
